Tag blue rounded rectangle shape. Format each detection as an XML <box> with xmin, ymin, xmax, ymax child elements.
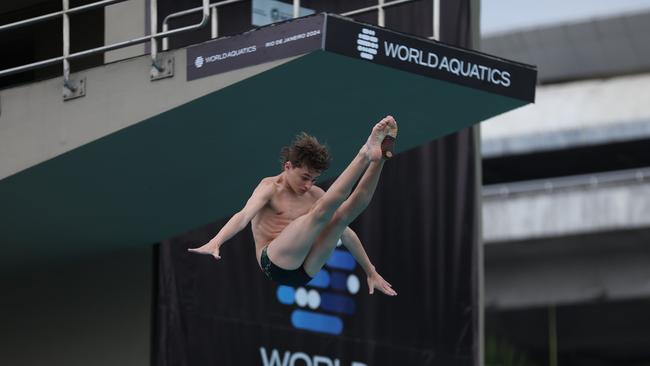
<box><xmin>329</xmin><ymin>271</ymin><xmax>348</xmax><ymax>291</ymax></box>
<box><xmin>326</xmin><ymin>249</ymin><xmax>356</xmax><ymax>271</ymax></box>
<box><xmin>307</xmin><ymin>269</ymin><xmax>330</xmax><ymax>288</ymax></box>
<box><xmin>291</xmin><ymin>310</ymin><xmax>343</xmax><ymax>335</ymax></box>
<box><xmin>320</xmin><ymin>292</ymin><xmax>356</xmax><ymax>315</ymax></box>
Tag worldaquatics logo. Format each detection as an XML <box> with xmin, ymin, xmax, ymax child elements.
<box><xmin>355</xmin><ymin>26</ymin><xmax>512</xmax><ymax>88</ymax></box>
<box><xmin>260</xmin><ymin>347</ymin><xmax>368</xmax><ymax>366</ymax></box>
<box><xmin>194</xmin><ymin>56</ymin><xmax>205</xmax><ymax>68</ymax></box>
<box><xmin>275</xmin><ymin>241</ymin><xmax>361</xmax><ymax>335</ymax></box>
<box><xmin>357</xmin><ymin>28</ymin><xmax>379</xmax><ymax>60</ymax></box>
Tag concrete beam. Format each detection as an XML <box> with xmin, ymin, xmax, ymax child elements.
<box><xmin>483</xmin><ymin>174</ymin><xmax>650</xmax><ymax>242</ymax></box>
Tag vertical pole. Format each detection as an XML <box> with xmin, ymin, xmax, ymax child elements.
<box><xmin>549</xmin><ymin>305</ymin><xmax>558</xmax><ymax>366</ymax></box>
<box><xmin>293</xmin><ymin>0</ymin><xmax>300</xmax><ymax>18</ymax></box>
<box><xmin>378</xmin><ymin>0</ymin><xmax>385</xmax><ymax>27</ymax></box>
<box><xmin>432</xmin><ymin>0</ymin><xmax>440</xmax><ymax>40</ymax></box>
<box><xmin>211</xmin><ymin>6</ymin><xmax>218</xmax><ymax>39</ymax></box>
<box><xmin>471</xmin><ymin>0</ymin><xmax>483</xmax><ymax>364</ymax></box>
<box><xmin>162</xmin><ymin>23</ymin><xmax>168</xmax><ymax>50</ymax></box>
<box><xmin>62</xmin><ymin>0</ymin><xmax>71</xmax><ymax>85</ymax></box>
<box><xmin>150</xmin><ymin>0</ymin><xmax>158</xmax><ymax>61</ymax></box>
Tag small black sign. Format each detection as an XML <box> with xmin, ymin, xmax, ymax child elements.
<box><xmin>187</xmin><ymin>14</ymin><xmax>325</xmax><ymax>80</ymax></box>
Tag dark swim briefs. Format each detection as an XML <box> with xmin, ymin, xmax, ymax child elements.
<box><xmin>260</xmin><ymin>246</ymin><xmax>313</xmax><ymax>286</ymax></box>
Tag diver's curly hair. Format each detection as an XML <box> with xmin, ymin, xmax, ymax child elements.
<box><xmin>279</xmin><ymin>132</ymin><xmax>331</xmax><ymax>172</ymax></box>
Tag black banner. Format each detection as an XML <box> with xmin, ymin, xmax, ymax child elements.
<box><xmin>155</xmin><ymin>138</ymin><xmax>477</xmax><ymax>365</ymax></box>
<box><xmin>155</xmin><ymin>125</ymin><xmax>479</xmax><ymax>366</ymax></box>
<box><xmin>324</xmin><ymin>15</ymin><xmax>536</xmax><ymax>103</ymax></box>
<box><xmin>187</xmin><ymin>14</ymin><xmax>324</xmax><ymax>80</ymax></box>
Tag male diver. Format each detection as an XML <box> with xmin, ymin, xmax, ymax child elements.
<box><xmin>189</xmin><ymin>116</ymin><xmax>398</xmax><ymax>296</ymax></box>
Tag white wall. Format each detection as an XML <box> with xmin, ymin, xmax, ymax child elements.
<box><xmin>0</xmin><ymin>50</ymin><xmax>299</xmax><ymax>181</ymax></box>
<box><xmin>104</xmin><ymin>0</ymin><xmax>147</xmax><ymax>63</ymax></box>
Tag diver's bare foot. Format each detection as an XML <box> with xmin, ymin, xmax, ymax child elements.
<box><xmin>381</xmin><ymin>116</ymin><xmax>398</xmax><ymax>159</ymax></box>
<box><xmin>188</xmin><ymin>241</ymin><xmax>221</xmax><ymax>259</ymax></box>
<box><xmin>364</xmin><ymin>116</ymin><xmax>398</xmax><ymax>161</ymax></box>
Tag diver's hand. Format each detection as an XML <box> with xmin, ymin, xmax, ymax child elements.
<box><xmin>367</xmin><ymin>271</ymin><xmax>397</xmax><ymax>296</ymax></box>
<box><xmin>188</xmin><ymin>240</ymin><xmax>221</xmax><ymax>260</ymax></box>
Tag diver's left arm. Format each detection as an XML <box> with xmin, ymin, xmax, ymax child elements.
<box><xmin>341</xmin><ymin>227</ymin><xmax>397</xmax><ymax>296</ymax></box>
<box><xmin>340</xmin><ymin>227</ymin><xmax>375</xmax><ymax>275</ymax></box>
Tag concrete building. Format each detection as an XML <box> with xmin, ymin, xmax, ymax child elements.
<box><xmin>481</xmin><ymin>9</ymin><xmax>650</xmax><ymax>365</ymax></box>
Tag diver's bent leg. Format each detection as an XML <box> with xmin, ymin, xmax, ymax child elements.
<box><xmin>266</xmin><ymin>154</ymin><xmax>377</xmax><ymax>270</ymax></box>
<box><xmin>267</xmin><ymin>118</ymin><xmax>394</xmax><ymax>270</ymax></box>
<box><xmin>264</xmin><ymin>213</ymin><xmax>327</xmax><ymax>270</ymax></box>
<box><xmin>302</xmin><ymin>160</ymin><xmax>384</xmax><ymax>276</ymax></box>
<box><xmin>310</xmin><ymin>148</ymin><xmax>370</xmax><ymax>224</ymax></box>
<box><xmin>264</xmin><ymin>155</ymin><xmax>372</xmax><ymax>270</ymax></box>
<box><xmin>310</xmin><ymin>116</ymin><xmax>392</xmax><ymax>224</ymax></box>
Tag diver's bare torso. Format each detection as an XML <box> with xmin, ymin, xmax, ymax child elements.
<box><xmin>251</xmin><ymin>175</ymin><xmax>321</xmax><ymax>267</ymax></box>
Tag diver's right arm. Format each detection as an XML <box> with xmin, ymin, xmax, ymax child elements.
<box><xmin>188</xmin><ymin>179</ymin><xmax>274</xmax><ymax>259</ymax></box>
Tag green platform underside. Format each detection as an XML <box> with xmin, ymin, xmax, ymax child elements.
<box><xmin>0</xmin><ymin>50</ymin><xmax>526</xmax><ymax>272</ymax></box>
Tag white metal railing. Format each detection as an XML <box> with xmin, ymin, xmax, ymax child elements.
<box><xmin>0</xmin><ymin>0</ymin><xmax>125</xmax><ymax>32</ymax></box>
<box><xmin>161</xmin><ymin>0</ymin><xmax>437</xmax><ymax>51</ymax></box>
<box><xmin>340</xmin><ymin>0</ymin><xmax>439</xmax><ymax>39</ymax></box>
<box><xmin>0</xmin><ymin>0</ymin><xmax>440</xmax><ymax>96</ymax></box>
<box><xmin>0</xmin><ymin>0</ymin><xmax>209</xmax><ymax>95</ymax></box>
<box><xmin>162</xmin><ymin>0</ymin><xmax>246</xmax><ymax>51</ymax></box>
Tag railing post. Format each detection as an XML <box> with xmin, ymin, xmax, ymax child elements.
<box><xmin>62</xmin><ymin>0</ymin><xmax>85</xmax><ymax>101</ymax></box>
<box><xmin>62</xmin><ymin>0</ymin><xmax>71</xmax><ymax>87</ymax></box>
<box><xmin>432</xmin><ymin>0</ymin><xmax>440</xmax><ymax>40</ymax></box>
<box><xmin>293</xmin><ymin>0</ymin><xmax>300</xmax><ymax>18</ymax></box>
<box><xmin>211</xmin><ymin>6</ymin><xmax>218</xmax><ymax>39</ymax></box>
<box><xmin>162</xmin><ymin>23</ymin><xmax>169</xmax><ymax>50</ymax></box>
<box><xmin>378</xmin><ymin>0</ymin><xmax>385</xmax><ymax>27</ymax></box>
<box><xmin>150</xmin><ymin>0</ymin><xmax>164</xmax><ymax>75</ymax></box>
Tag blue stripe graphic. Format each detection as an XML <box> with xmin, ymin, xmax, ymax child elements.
<box><xmin>276</xmin><ymin>286</ymin><xmax>295</xmax><ymax>305</ymax></box>
<box><xmin>320</xmin><ymin>292</ymin><xmax>356</xmax><ymax>315</ymax></box>
<box><xmin>291</xmin><ymin>310</ymin><xmax>343</xmax><ymax>335</ymax></box>
<box><xmin>307</xmin><ymin>269</ymin><xmax>330</xmax><ymax>288</ymax></box>
<box><xmin>326</xmin><ymin>249</ymin><xmax>356</xmax><ymax>270</ymax></box>
<box><xmin>329</xmin><ymin>271</ymin><xmax>348</xmax><ymax>291</ymax></box>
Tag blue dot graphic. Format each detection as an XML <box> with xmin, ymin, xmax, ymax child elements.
<box><xmin>276</xmin><ymin>285</ymin><xmax>295</xmax><ymax>305</ymax></box>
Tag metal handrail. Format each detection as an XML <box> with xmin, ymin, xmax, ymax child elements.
<box><xmin>161</xmin><ymin>0</ymin><xmax>245</xmax><ymax>51</ymax></box>
<box><xmin>0</xmin><ymin>0</ymin><xmax>441</xmax><ymax>87</ymax></box>
<box><xmin>341</xmin><ymin>0</ymin><xmax>414</xmax><ymax>19</ymax></box>
<box><xmin>161</xmin><ymin>0</ymin><xmax>433</xmax><ymax>51</ymax></box>
<box><xmin>0</xmin><ymin>0</ymin><xmax>209</xmax><ymax>82</ymax></box>
<box><xmin>340</xmin><ymin>0</ymin><xmax>439</xmax><ymax>39</ymax></box>
<box><xmin>0</xmin><ymin>0</ymin><xmax>127</xmax><ymax>32</ymax></box>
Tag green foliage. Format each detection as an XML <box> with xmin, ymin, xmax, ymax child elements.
<box><xmin>485</xmin><ymin>336</ymin><xmax>538</xmax><ymax>366</ymax></box>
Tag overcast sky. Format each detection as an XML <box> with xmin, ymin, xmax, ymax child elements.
<box><xmin>481</xmin><ymin>0</ymin><xmax>650</xmax><ymax>35</ymax></box>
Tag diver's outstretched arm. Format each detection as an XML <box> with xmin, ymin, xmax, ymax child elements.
<box><xmin>188</xmin><ymin>178</ymin><xmax>274</xmax><ymax>259</ymax></box>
